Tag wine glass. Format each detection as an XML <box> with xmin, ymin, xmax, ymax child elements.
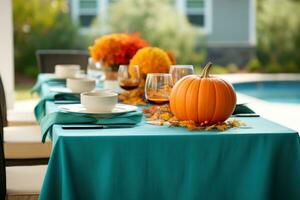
<box><xmin>118</xmin><ymin>65</ymin><xmax>140</xmax><ymax>90</ymax></box>
<box><xmin>169</xmin><ymin>65</ymin><xmax>194</xmax><ymax>84</ymax></box>
<box><xmin>145</xmin><ymin>73</ymin><xmax>173</xmax><ymax>104</ymax></box>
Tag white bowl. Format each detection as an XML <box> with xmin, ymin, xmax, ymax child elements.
<box><xmin>55</xmin><ymin>65</ymin><xmax>80</xmax><ymax>79</ymax></box>
<box><xmin>67</xmin><ymin>78</ymin><xmax>96</xmax><ymax>93</ymax></box>
<box><xmin>81</xmin><ymin>90</ymin><xmax>118</xmax><ymax>112</ymax></box>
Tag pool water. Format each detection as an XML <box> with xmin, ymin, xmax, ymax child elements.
<box><xmin>233</xmin><ymin>81</ymin><xmax>300</xmax><ymax>104</ymax></box>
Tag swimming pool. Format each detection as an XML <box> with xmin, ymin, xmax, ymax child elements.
<box><xmin>233</xmin><ymin>81</ymin><xmax>300</xmax><ymax>104</ymax></box>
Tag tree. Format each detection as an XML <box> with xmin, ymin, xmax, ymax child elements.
<box><xmin>13</xmin><ymin>0</ymin><xmax>86</xmax><ymax>76</ymax></box>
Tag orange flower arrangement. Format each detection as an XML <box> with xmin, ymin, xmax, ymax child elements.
<box><xmin>89</xmin><ymin>33</ymin><xmax>148</xmax><ymax>69</ymax></box>
<box><xmin>129</xmin><ymin>47</ymin><xmax>173</xmax><ymax>78</ymax></box>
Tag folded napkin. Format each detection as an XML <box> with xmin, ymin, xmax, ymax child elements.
<box><xmin>31</xmin><ymin>74</ymin><xmax>65</xmax><ymax>95</ymax></box>
<box><xmin>233</xmin><ymin>104</ymin><xmax>255</xmax><ymax>115</ymax></box>
<box><xmin>40</xmin><ymin>110</ymin><xmax>143</xmax><ymax>143</ymax></box>
<box><xmin>34</xmin><ymin>93</ymin><xmax>79</xmax><ymax>123</ymax></box>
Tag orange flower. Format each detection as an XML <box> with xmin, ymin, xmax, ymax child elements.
<box><xmin>129</xmin><ymin>47</ymin><xmax>173</xmax><ymax>78</ymax></box>
<box><xmin>89</xmin><ymin>33</ymin><xmax>148</xmax><ymax>68</ymax></box>
<box><xmin>166</xmin><ymin>50</ymin><xmax>176</xmax><ymax>65</ymax></box>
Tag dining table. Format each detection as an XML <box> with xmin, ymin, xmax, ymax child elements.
<box><xmin>34</xmin><ymin>74</ymin><xmax>300</xmax><ymax>200</ymax></box>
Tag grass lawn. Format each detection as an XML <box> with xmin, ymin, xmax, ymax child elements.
<box><xmin>15</xmin><ymin>72</ymin><xmax>39</xmax><ymax>100</ymax></box>
<box><xmin>15</xmin><ymin>84</ymin><xmax>38</xmax><ymax>100</ymax></box>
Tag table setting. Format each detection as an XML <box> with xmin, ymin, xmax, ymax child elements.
<box><xmin>32</xmin><ymin>33</ymin><xmax>300</xmax><ymax>200</ymax></box>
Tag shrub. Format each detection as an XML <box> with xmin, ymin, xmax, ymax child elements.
<box><xmin>246</xmin><ymin>59</ymin><xmax>262</xmax><ymax>72</ymax></box>
<box><xmin>257</xmin><ymin>0</ymin><xmax>300</xmax><ymax>72</ymax></box>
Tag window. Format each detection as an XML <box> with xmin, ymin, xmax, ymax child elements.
<box><xmin>79</xmin><ymin>15</ymin><xmax>96</xmax><ymax>27</ymax></box>
<box><xmin>78</xmin><ymin>0</ymin><xmax>98</xmax><ymax>27</ymax></box>
<box><xmin>79</xmin><ymin>0</ymin><xmax>97</xmax><ymax>9</ymax></box>
<box><xmin>186</xmin><ymin>0</ymin><xmax>205</xmax><ymax>27</ymax></box>
<box><xmin>176</xmin><ymin>0</ymin><xmax>212</xmax><ymax>33</ymax></box>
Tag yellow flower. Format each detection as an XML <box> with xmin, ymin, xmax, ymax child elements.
<box><xmin>129</xmin><ymin>47</ymin><xmax>172</xmax><ymax>78</ymax></box>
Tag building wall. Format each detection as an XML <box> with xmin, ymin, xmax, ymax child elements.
<box><xmin>206</xmin><ymin>0</ymin><xmax>256</xmax><ymax>66</ymax></box>
<box><xmin>208</xmin><ymin>0</ymin><xmax>254</xmax><ymax>45</ymax></box>
<box><xmin>0</xmin><ymin>0</ymin><xmax>15</xmax><ymax>108</ymax></box>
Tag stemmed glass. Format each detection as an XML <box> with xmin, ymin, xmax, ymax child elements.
<box><xmin>145</xmin><ymin>73</ymin><xmax>173</xmax><ymax>104</ymax></box>
<box><xmin>118</xmin><ymin>65</ymin><xmax>140</xmax><ymax>90</ymax></box>
<box><xmin>169</xmin><ymin>65</ymin><xmax>194</xmax><ymax>84</ymax></box>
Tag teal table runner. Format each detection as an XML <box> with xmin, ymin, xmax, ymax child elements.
<box><xmin>39</xmin><ymin>115</ymin><xmax>300</xmax><ymax>200</ymax></box>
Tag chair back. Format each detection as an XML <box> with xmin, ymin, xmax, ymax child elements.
<box><xmin>36</xmin><ymin>49</ymin><xmax>89</xmax><ymax>73</ymax></box>
<box><xmin>0</xmin><ymin>77</ymin><xmax>7</xmax><ymax>127</ymax></box>
<box><xmin>0</xmin><ymin>104</ymin><xmax>7</xmax><ymax>198</ymax></box>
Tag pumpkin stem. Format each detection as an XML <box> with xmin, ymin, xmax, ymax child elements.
<box><xmin>201</xmin><ymin>62</ymin><xmax>213</xmax><ymax>78</ymax></box>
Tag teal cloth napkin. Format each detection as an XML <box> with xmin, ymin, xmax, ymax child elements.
<box><xmin>233</xmin><ymin>104</ymin><xmax>255</xmax><ymax>114</ymax></box>
<box><xmin>31</xmin><ymin>74</ymin><xmax>65</xmax><ymax>95</ymax></box>
<box><xmin>40</xmin><ymin>111</ymin><xmax>143</xmax><ymax>143</ymax></box>
<box><xmin>34</xmin><ymin>93</ymin><xmax>79</xmax><ymax>123</ymax></box>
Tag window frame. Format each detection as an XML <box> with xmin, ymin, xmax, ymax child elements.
<box><xmin>176</xmin><ymin>0</ymin><xmax>212</xmax><ymax>34</ymax></box>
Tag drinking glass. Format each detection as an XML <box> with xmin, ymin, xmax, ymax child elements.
<box><xmin>118</xmin><ymin>65</ymin><xmax>140</xmax><ymax>90</ymax></box>
<box><xmin>145</xmin><ymin>73</ymin><xmax>173</xmax><ymax>104</ymax></box>
<box><xmin>87</xmin><ymin>58</ymin><xmax>104</xmax><ymax>81</ymax></box>
<box><xmin>169</xmin><ymin>65</ymin><xmax>194</xmax><ymax>84</ymax></box>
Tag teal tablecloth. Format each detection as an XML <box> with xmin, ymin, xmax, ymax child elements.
<box><xmin>39</xmin><ymin>102</ymin><xmax>300</xmax><ymax>200</ymax></box>
<box><xmin>34</xmin><ymin>73</ymin><xmax>300</xmax><ymax>200</ymax></box>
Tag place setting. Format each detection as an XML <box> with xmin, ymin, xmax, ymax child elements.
<box><xmin>58</xmin><ymin>90</ymin><xmax>138</xmax><ymax>115</ymax></box>
<box><xmin>50</xmin><ymin>76</ymin><xmax>96</xmax><ymax>94</ymax></box>
<box><xmin>40</xmin><ymin>89</ymin><xmax>142</xmax><ymax>142</ymax></box>
<box><xmin>37</xmin><ymin>70</ymin><xmax>143</xmax><ymax>140</ymax></box>
<box><xmin>32</xmin><ymin>64</ymin><xmax>86</xmax><ymax>95</ymax></box>
<box><xmin>34</xmin><ymin>65</ymin><xmax>100</xmax><ymax>121</ymax></box>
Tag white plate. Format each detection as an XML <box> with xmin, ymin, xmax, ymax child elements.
<box><xmin>58</xmin><ymin>103</ymin><xmax>138</xmax><ymax>115</ymax></box>
<box><xmin>48</xmin><ymin>73</ymin><xmax>87</xmax><ymax>80</ymax></box>
<box><xmin>50</xmin><ymin>87</ymin><xmax>79</xmax><ymax>94</ymax></box>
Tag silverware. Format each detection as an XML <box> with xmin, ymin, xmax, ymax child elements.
<box><xmin>61</xmin><ymin>124</ymin><xmax>135</xmax><ymax>129</ymax></box>
<box><xmin>54</xmin><ymin>100</ymin><xmax>80</xmax><ymax>104</ymax></box>
<box><xmin>47</xmin><ymin>82</ymin><xmax>66</xmax><ymax>86</ymax></box>
<box><xmin>232</xmin><ymin>113</ymin><xmax>260</xmax><ymax>117</ymax></box>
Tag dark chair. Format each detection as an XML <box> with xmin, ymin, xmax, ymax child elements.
<box><xmin>0</xmin><ymin>107</ymin><xmax>6</xmax><ymax>199</ymax></box>
<box><xmin>0</xmin><ymin>77</ymin><xmax>7</xmax><ymax>127</ymax></box>
<box><xmin>36</xmin><ymin>49</ymin><xmax>89</xmax><ymax>73</ymax></box>
<box><xmin>0</xmin><ymin>105</ymin><xmax>47</xmax><ymax>199</ymax></box>
<box><xmin>0</xmin><ymin>77</ymin><xmax>51</xmax><ymax>166</ymax></box>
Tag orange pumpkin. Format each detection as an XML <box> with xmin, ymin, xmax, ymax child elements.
<box><xmin>170</xmin><ymin>62</ymin><xmax>236</xmax><ymax>125</ymax></box>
